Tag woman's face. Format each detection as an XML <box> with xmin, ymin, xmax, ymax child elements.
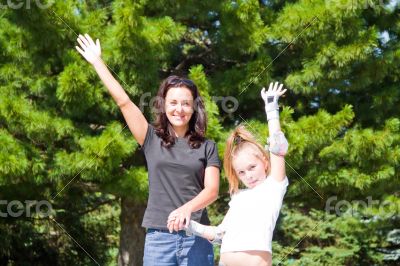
<box><xmin>164</xmin><ymin>86</ymin><xmax>194</xmax><ymax>131</ymax></box>
<box><xmin>232</xmin><ymin>148</ymin><xmax>268</xmax><ymax>189</ymax></box>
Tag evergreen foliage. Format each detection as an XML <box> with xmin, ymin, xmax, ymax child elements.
<box><xmin>0</xmin><ymin>0</ymin><xmax>399</xmax><ymax>265</ymax></box>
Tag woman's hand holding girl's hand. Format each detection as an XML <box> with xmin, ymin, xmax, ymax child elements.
<box><xmin>75</xmin><ymin>33</ymin><xmax>102</xmax><ymax>65</ymax></box>
<box><xmin>167</xmin><ymin>205</ymin><xmax>192</xmax><ymax>233</ymax></box>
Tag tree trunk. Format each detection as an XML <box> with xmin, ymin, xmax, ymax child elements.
<box><xmin>118</xmin><ymin>196</ymin><xmax>146</xmax><ymax>266</ymax></box>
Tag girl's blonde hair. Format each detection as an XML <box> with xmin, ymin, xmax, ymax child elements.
<box><xmin>223</xmin><ymin>125</ymin><xmax>270</xmax><ymax>195</ymax></box>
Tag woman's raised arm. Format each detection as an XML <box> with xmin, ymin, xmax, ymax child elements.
<box><xmin>76</xmin><ymin>33</ymin><xmax>148</xmax><ymax>145</ymax></box>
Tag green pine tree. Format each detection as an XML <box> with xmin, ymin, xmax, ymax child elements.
<box><xmin>1</xmin><ymin>0</ymin><xmax>399</xmax><ymax>265</ymax></box>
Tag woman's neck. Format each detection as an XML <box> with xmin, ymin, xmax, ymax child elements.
<box><xmin>172</xmin><ymin>125</ymin><xmax>188</xmax><ymax>138</ymax></box>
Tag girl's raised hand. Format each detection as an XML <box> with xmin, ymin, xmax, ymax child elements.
<box><xmin>261</xmin><ymin>82</ymin><xmax>287</xmax><ymax>120</ymax></box>
<box><xmin>75</xmin><ymin>33</ymin><xmax>101</xmax><ymax>65</ymax></box>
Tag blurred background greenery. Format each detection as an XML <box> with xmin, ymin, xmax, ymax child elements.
<box><xmin>0</xmin><ymin>0</ymin><xmax>399</xmax><ymax>265</ymax></box>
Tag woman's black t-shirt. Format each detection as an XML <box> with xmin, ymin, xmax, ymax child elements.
<box><xmin>141</xmin><ymin>124</ymin><xmax>221</xmax><ymax>230</ymax></box>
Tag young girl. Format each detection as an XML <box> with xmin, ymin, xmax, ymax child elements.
<box><xmin>76</xmin><ymin>34</ymin><xmax>220</xmax><ymax>266</ymax></box>
<box><xmin>175</xmin><ymin>82</ymin><xmax>289</xmax><ymax>266</ymax></box>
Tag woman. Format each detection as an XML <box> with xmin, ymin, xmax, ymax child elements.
<box><xmin>76</xmin><ymin>33</ymin><xmax>220</xmax><ymax>266</ymax></box>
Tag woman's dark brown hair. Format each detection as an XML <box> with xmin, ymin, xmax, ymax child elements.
<box><xmin>153</xmin><ymin>75</ymin><xmax>207</xmax><ymax>149</ymax></box>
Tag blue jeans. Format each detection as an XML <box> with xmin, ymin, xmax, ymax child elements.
<box><xmin>143</xmin><ymin>228</ymin><xmax>214</xmax><ymax>266</ymax></box>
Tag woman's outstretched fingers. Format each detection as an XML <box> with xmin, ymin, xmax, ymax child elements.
<box><xmin>84</xmin><ymin>33</ymin><xmax>92</xmax><ymax>42</ymax></box>
<box><xmin>75</xmin><ymin>46</ymin><xmax>84</xmax><ymax>55</ymax></box>
<box><xmin>77</xmin><ymin>37</ymin><xmax>86</xmax><ymax>49</ymax></box>
<box><xmin>76</xmin><ymin>33</ymin><xmax>102</xmax><ymax>64</ymax></box>
<box><xmin>78</xmin><ymin>34</ymin><xmax>87</xmax><ymax>47</ymax></box>
<box><xmin>96</xmin><ymin>39</ymin><xmax>101</xmax><ymax>50</ymax></box>
<box><xmin>85</xmin><ymin>34</ymin><xmax>96</xmax><ymax>47</ymax></box>
<box><xmin>80</xmin><ymin>34</ymin><xmax>90</xmax><ymax>47</ymax></box>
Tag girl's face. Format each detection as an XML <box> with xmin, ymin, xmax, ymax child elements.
<box><xmin>232</xmin><ymin>148</ymin><xmax>268</xmax><ymax>189</ymax></box>
<box><xmin>165</xmin><ymin>87</ymin><xmax>194</xmax><ymax>131</ymax></box>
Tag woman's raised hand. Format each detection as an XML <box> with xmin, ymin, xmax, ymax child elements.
<box><xmin>75</xmin><ymin>33</ymin><xmax>101</xmax><ymax>65</ymax></box>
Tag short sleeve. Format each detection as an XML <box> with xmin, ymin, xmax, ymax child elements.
<box><xmin>264</xmin><ymin>176</ymin><xmax>288</xmax><ymax>204</ymax></box>
<box><xmin>141</xmin><ymin>124</ymin><xmax>155</xmax><ymax>151</ymax></box>
<box><xmin>265</xmin><ymin>176</ymin><xmax>288</xmax><ymax>190</ymax></box>
<box><xmin>264</xmin><ymin>176</ymin><xmax>288</xmax><ymax>230</ymax></box>
<box><xmin>205</xmin><ymin>141</ymin><xmax>221</xmax><ymax>170</ymax></box>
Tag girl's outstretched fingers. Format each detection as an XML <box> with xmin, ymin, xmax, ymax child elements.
<box><xmin>265</xmin><ymin>82</ymin><xmax>287</xmax><ymax>96</ymax></box>
<box><xmin>262</xmin><ymin>81</ymin><xmax>287</xmax><ymax>121</ymax></box>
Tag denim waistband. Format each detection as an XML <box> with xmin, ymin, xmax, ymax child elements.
<box><xmin>147</xmin><ymin>228</ymin><xmax>169</xmax><ymax>233</ymax></box>
<box><xmin>147</xmin><ymin>228</ymin><xmax>187</xmax><ymax>235</ymax></box>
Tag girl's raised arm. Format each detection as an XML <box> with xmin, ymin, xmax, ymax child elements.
<box><xmin>76</xmin><ymin>33</ymin><xmax>148</xmax><ymax>145</ymax></box>
<box><xmin>261</xmin><ymin>82</ymin><xmax>288</xmax><ymax>182</ymax></box>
